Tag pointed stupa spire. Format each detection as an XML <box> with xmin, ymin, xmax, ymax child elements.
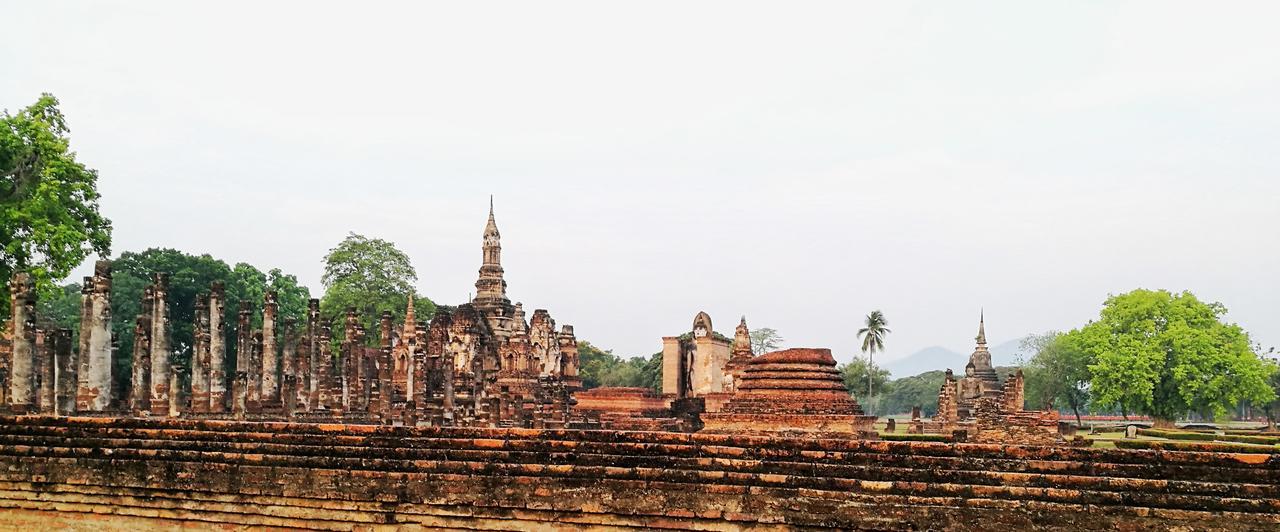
<box><xmin>474</xmin><ymin>196</ymin><xmax>510</xmax><ymax>310</ymax></box>
<box><xmin>403</xmin><ymin>293</ymin><xmax>417</xmax><ymax>339</ymax></box>
<box><xmin>976</xmin><ymin>309</ymin><xmax>986</xmax><ymax>345</ymax></box>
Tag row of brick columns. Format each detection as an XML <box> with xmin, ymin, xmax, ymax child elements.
<box><xmin>2</xmin><ymin>267</ymin><xmax>574</xmax><ymax>427</ymax></box>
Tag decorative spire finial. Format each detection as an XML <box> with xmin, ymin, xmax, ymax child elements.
<box><xmin>976</xmin><ymin>309</ymin><xmax>987</xmax><ymax>345</ymax></box>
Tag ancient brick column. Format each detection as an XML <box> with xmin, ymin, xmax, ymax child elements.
<box><xmin>190</xmin><ymin>293</ymin><xmax>211</xmax><ymax>413</ymax></box>
<box><xmin>411</xmin><ymin>322</ymin><xmax>428</xmax><ymax>424</ymax></box>
<box><xmin>313</xmin><ymin>325</ymin><xmax>329</xmax><ymax>410</ymax></box>
<box><xmin>318</xmin><ymin>324</ymin><xmax>336</xmax><ymax>411</ymax></box>
<box><xmin>149</xmin><ymin>273</ymin><xmax>173</xmax><ymax>413</ymax></box>
<box><xmin>232</xmin><ymin>301</ymin><xmax>252</xmax><ymax>416</ymax></box>
<box><xmin>294</xmin><ymin>325</ymin><xmax>310</xmax><ymax>412</ymax></box>
<box><xmin>76</xmin><ymin>261</ymin><xmax>113</xmax><ymax>411</ymax></box>
<box><xmin>129</xmin><ymin>304</ymin><xmax>152</xmax><ymax>415</ymax></box>
<box><xmin>261</xmin><ymin>291</ymin><xmax>278</xmax><ymax>405</ymax></box>
<box><xmin>35</xmin><ymin>328</ymin><xmax>55</xmax><ymax>414</ymax></box>
<box><xmin>249</xmin><ymin>331</ymin><xmax>263</xmax><ymax>410</ymax></box>
<box><xmin>368</xmin><ymin>311</ymin><xmax>393</xmax><ymax>419</ymax></box>
<box><xmin>340</xmin><ymin>310</ymin><xmax>357</xmax><ymax>410</ymax></box>
<box><xmin>428</xmin><ymin>312</ymin><xmax>453</xmax><ymax>425</ymax></box>
<box><xmin>7</xmin><ymin>273</ymin><xmax>37</xmax><ymax>412</ymax></box>
<box><xmin>208</xmin><ymin>282</ymin><xmax>227</xmax><ymax>413</ymax></box>
<box><xmin>281</xmin><ymin>317</ymin><xmax>297</xmax><ymax>416</ymax></box>
<box><xmin>55</xmin><ymin>329</ymin><xmax>76</xmax><ymax>415</ymax></box>
<box><xmin>305</xmin><ymin>299</ymin><xmax>320</xmax><ymax>409</ymax></box>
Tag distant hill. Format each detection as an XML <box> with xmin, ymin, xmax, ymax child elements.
<box><xmin>883</xmin><ymin>338</ymin><xmax>1029</xmax><ymax>379</ymax></box>
<box><xmin>882</xmin><ymin>346</ymin><xmax>964</xmax><ymax>378</ymax></box>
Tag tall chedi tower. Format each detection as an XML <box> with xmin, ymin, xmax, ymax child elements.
<box><xmin>473</xmin><ymin>196</ymin><xmax>511</xmax><ymax>312</ymax></box>
<box><xmin>966</xmin><ymin>311</ymin><xmax>999</xmax><ymax>386</ymax></box>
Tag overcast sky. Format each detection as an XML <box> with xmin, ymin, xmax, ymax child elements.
<box><xmin>3</xmin><ymin>1</ymin><xmax>1277</xmax><ymax>370</ymax></box>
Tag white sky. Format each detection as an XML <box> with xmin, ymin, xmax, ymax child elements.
<box><xmin>3</xmin><ymin>1</ymin><xmax>1277</xmax><ymax>369</ymax></box>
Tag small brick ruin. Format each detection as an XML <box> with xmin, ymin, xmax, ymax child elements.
<box><xmin>929</xmin><ymin>314</ymin><xmax>1059</xmax><ymax>442</ymax></box>
<box><xmin>702</xmin><ymin>348</ymin><xmax>877</xmax><ymax>436</ymax></box>
<box><xmin>0</xmin><ymin>204</ymin><xmax>580</xmax><ymax>429</ymax></box>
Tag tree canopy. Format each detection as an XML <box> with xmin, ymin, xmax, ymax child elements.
<box><xmin>0</xmin><ymin>94</ymin><xmax>111</xmax><ymax>312</ymax></box>
<box><xmin>576</xmin><ymin>341</ymin><xmax>661</xmax><ymax>391</ymax></box>
<box><xmin>319</xmin><ymin>232</ymin><xmax>434</xmax><ymax>336</ymax></box>
<box><xmin>749</xmin><ymin>327</ymin><xmax>784</xmax><ymax>355</ymax></box>
<box><xmin>1020</xmin><ymin>331</ymin><xmax>1092</xmax><ymax>425</ymax></box>
<box><xmin>1069</xmin><ymin>289</ymin><xmax>1274</xmax><ymax>426</ymax></box>
<box><xmin>838</xmin><ymin>357</ymin><xmax>891</xmax><ymax>412</ymax></box>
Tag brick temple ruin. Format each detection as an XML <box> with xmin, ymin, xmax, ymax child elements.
<box><xmin>0</xmin><ymin>211</ymin><xmax>1276</xmax><ymax>529</ymax></box>
<box><xmin>916</xmin><ymin>313</ymin><xmax>1059</xmax><ymax>444</ymax></box>
<box><xmin>0</xmin><ymin>204</ymin><xmax>580</xmax><ymax>428</ymax></box>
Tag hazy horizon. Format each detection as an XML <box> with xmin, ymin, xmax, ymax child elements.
<box><xmin>3</xmin><ymin>1</ymin><xmax>1277</xmax><ymax>366</ymax></box>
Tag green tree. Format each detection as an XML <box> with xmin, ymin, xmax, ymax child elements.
<box><xmin>44</xmin><ymin>248</ymin><xmax>311</xmax><ymax>399</ymax></box>
<box><xmin>1020</xmin><ymin>331</ymin><xmax>1092</xmax><ymax>426</ymax></box>
<box><xmin>0</xmin><ymin>94</ymin><xmax>112</xmax><ymax>311</ymax></box>
<box><xmin>749</xmin><ymin>327</ymin><xmax>784</xmax><ymax>354</ymax></box>
<box><xmin>576</xmin><ymin>341</ymin><xmax>660</xmax><ymax>391</ymax></box>
<box><xmin>1258</xmin><ymin>349</ymin><xmax>1280</xmax><ymax>429</ymax></box>
<box><xmin>878</xmin><ymin>370</ymin><xmax>947</xmax><ymax>417</ymax></box>
<box><xmin>838</xmin><ymin>358</ymin><xmax>891</xmax><ymax>413</ymax></box>
<box><xmin>37</xmin><ymin>281</ymin><xmax>83</xmax><ymax>338</ymax></box>
<box><xmin>857</xmin><ymin>310</ymin><xmax>891</xmax><ymax>399</ymax></box>
<box><xmin>1071</xmin><ymin>289</ymin><xmax>1275</xmax><ymax>428</ymax></box>
<box><xmin>319</xmin><ymin>232</ymin><xmax>434</xmax><ymax>339</ymax></box>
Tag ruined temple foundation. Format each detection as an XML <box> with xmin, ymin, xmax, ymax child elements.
<box><xmin>0</xmin><ymin>415</ymin><xmax>1276</xmax><ymax>531</ymax></box>
<box><xmin>701</xmin><ymin>348</ymin><xmax>877</xmax><ymax>436</ymax></box>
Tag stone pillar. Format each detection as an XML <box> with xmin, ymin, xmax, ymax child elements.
<box><xmin>249</xmin><ymin>331</ymin><xmax>263</xmax><ymax>410</ymax></box>
<box><xmin>281</xmin><ymin>317</ymin><xmax>297</xmax><ymax>416</ymax></box>
<box><xmin>411</xmin><ymin>322</ymin><xmax>428</xmax><ymax>424</ymax></box>
<box><xmin>341</xmin><ymin>310</ymin><xmax>357</xmax><ymax>410</ymax></box>
<box><xmin>319</xmin><ymin>324</ymin><xmax>337</xmax><ymax>411</ymax></box>
<box><xmin>294</xmin><ymin>323</ymin><xmax>311</xmax><ymax>412</ymax></box>
<box><xmin>129</xmin><ymin>288</ymin><xmax>154</xmax><ymax>414</ymax></box>
<box><xmin>370</xmin><ymin>311</ymin><xmax>392</xmax><ymax>419</ymax></box>
<box><xmin>261</xmin><ymin>291</ymin><xmax>278</xmax><ymax>405</ymax></box>
<box><xmin>149</xmin><ymin>273</ymin><xmax>172</xmax><ymax>413</ymax></box>
<box><xmin>36</xmin><ymin>328</ymin><xmax>55</xmax><ymax>414</ymax></box>
<box><xmin>76</xmin><ymin>261</ymin><xmax>113</xmax><ymax>411</ymax></box>
<box><xmin>208</xmin><ymin>282</ymin><xmax>227</xmax><ymax>413</ymax></box>
<box><xmin>55</xmin><ymin>329</ymin><xmax>75</xmax><ymax>415</ymax></box>
<box><xmin>314</xmin><ymin>324</ymin><xmax>330</xmax><ymax>410</ymax></box>
<box><xmin>7</xmin><ymin>273</ymin><xmax>37</xmax><ymax>412</ymax></box>
<box><xmin>232</xmin><ymin>301</ymin><xmax>251</xmax><ymax>417</ymax></box>
<box><xmin>190</xmin><ymin>293</ymin><xmax>211</xmax><ymax>413</ymax></box>
<box><xmin>305</xmin><ymin>299</ymin><xmax>320</xmax><ymax>409</ymax></box>
<box><xmin>427</xmin><ymin>313</ymin><xmax>453</xmax><ymax>425</ymax></box>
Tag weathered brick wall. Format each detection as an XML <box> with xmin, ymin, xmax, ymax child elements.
<box><xmin>0</xmin><ymin>415</ymin><xmax>1277</xmax><ymax>530</ymax></box>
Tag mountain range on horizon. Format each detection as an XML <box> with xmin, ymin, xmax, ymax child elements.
<box><xmin>880</xmin><ymin>338</ymin><xmax>1028</xmax><ymax>379</ymax></box>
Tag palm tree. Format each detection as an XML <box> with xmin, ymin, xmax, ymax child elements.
<box><xmin>857</xmin><ymin>310</ymin><xmax>891</xmax><ymax>400</ymax></box>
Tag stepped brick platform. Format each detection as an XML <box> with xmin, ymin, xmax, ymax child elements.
<box><xmin>1</xmin><ymin>416</ymin><xmax>1277</xmax><ymax>530</ymax></box>
<box><xmin>702</xmin><ymin>348</ymin><xmax>878</xmax><ymax>436</ymax></box>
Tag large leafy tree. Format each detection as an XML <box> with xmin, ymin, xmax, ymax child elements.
<box><xmin>0</xmin><ymin>94</ymin><xmax>111</xmax><ymax>312</ymax></box>
<box><xmin>749</xmin><ymin>327</ymin><xmax>784</xmax><ymax>354</ymax></box>
<box><xmin>319</xmin><ymin>232</ymin><xmax>434</xmax><ymax>338</ymax></box>
<box><xmin>1020</xmin><ymin>331</ymin><xmax>1093</xmax><ymax>426</ymax></box>
<box><xmin>838</xmin><ymin>357</ymin><xmax>891</xmax><ymax>412</ymax></box>
<box><xmin>857</xmin><ymin>310</ymin><xmax>891</xmax><ymax>398</ymax></box>
<box><xmin>576</xmin><ymin>341</ymin><xmax>661</xmax><ymax>391</ymax></box>
<box><xmin>1070</xmin><ymin>289</ymin><xmax>1275</xmax><ymax>427</ymax></box>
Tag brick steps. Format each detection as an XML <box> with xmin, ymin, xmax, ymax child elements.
<box><xmin>0</xmin><ymin>416</ymin><xmax>1277</xmax><ymax>530</ymax></box>
<box><xmin>1</xmin><ymin>433</ymin><xmax>1276</xmax><ymax>504</ymax></box>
